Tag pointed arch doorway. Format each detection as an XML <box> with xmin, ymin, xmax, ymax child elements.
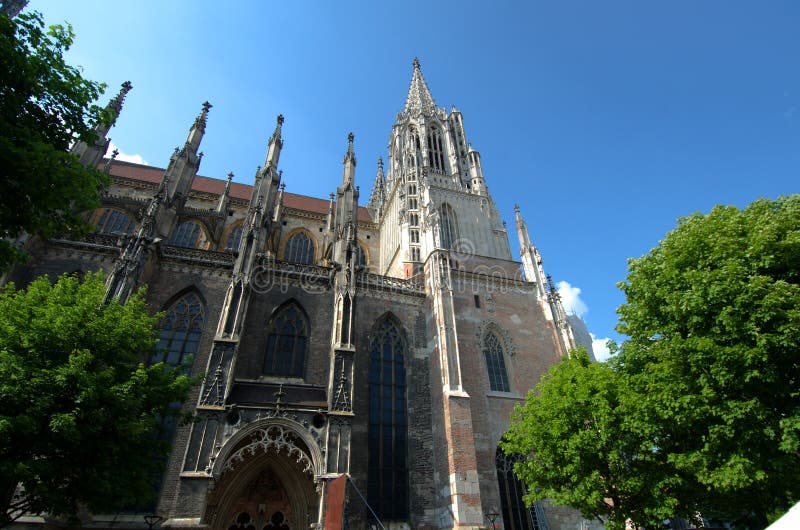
<box><xmin>205</xmin><ymin>423</ymin><xmax>323</xmax><ymax>530</ymax></box>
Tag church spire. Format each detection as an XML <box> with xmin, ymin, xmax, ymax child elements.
<box><xmin>263</xmin><ymin>114</ymin><xmax>284</xmax><ymax>170</ymax></box>
<box><xmin>403</xmin><ymin>57</ymin><xmax>437</xmax><ymax>117</ymax></box>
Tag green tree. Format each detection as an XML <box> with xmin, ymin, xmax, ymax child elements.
<box><xmin>0</xmin><ymin>11</ymin><xmax>110</xmax><ymax>271</ymax></box>
<box><xmin>615</xmin><ymin>196</ymin><xmax>800</xmax><ymax>528</ymax></box>
<box><xmin>0</xmin><ymin>273</ymin><xmax>193</xmax><ymax>526</ymax></box>
<box><xmin>502</xmin><ymin>348</ymin><xmax>695</xmax><ymax>530</ymax></box>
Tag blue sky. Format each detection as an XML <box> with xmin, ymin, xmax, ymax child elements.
<box><xmin>32</xmin><ymin>0</ymin><xmax>799</xmax><ymax>360</ymax></box>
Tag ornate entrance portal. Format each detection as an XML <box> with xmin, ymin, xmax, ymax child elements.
<box><xmin>205</xmin><ymin>422</ymin><xmax>323</xmax><ymax>530</ymax></box>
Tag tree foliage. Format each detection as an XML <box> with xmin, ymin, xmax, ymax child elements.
<box><xmin>0</xmin><ymin>273</ymin><xmax>193</xmax><ymax>526</ymax></box>
<box><xmin>505</xmin><ymin>196</ymin><xmax>799</xmax><ymax>529</ymax></box>
<box><xmin>502</xmin><ymin>348</ymin><xmax>695</xmax><ymax>530</ymax></box>
<box><xmin>0</xmin><ymin>11</ymin><xmax>110</xmax><ymax>271</ymax></box>
<box><xmin>615</xmin><ymin>196</ymin><xmax>800</xmax><ymax>527</ymax></box>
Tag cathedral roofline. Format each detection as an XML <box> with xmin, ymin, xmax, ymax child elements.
<box><xmin>99</xmin><ymin>158</ymin><xmax>374</xmax><ymax>222</ymax></box>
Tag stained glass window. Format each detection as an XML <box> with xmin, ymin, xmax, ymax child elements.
<box><xmin>263</xmin><ymin>303</ymin><xmax>308</xmax><ymax>378</ymax></box>
<box><xmin>170</xmin><ymin>221</ymin><xmax>205</xmax><ymax>249</ymax></box>
<box><xmin>226</xmin><ymin>225</ymin><xmax>243</xmax><ymax>251</ymax></box>
<box><xmin>367</xmin><ymin>318</ymin><xmax>408</xmax><ymax>520</ymax></box>
<box><xmin>496</xmin><ymin>448</ymin><xmax>545</xmax><ymax>530</ymax></box>
<box><xmin>95</xmin><ymin>208</ymin><xmax>135</xmax><ymax>235</ymax></box>
<box><xmin>152</xmin><ymin>292</ymin><xmax>204</xmax><ymax>369</ymax></box>
<box><xmin>485</xmin><ymin>332</ymin><xmax>510</xmax><ymax>392</ymax></box>
<box><xmin>285</xmin><ymin>232</ymin><xmax>314</xmax><ymax>264</ymax></box>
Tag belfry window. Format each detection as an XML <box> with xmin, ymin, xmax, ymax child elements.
<box><xmin>485</xmin><ymin>332</ymin><xmax>510</xmax><ymax>392</ymax></box>
<box><xmin>170</xmin><ymin>220</ymin><xmax>208</xmax><ymax>249</ymax></box>
<box><xmin>284</xmin><ymin>232</ymin><xmax>315</xmax><ymax>264</ymax></box>
<box><xmin>152</xmin><ymin>292</ymin><xmax>205</xmax><ymax>369</ymax></box>
<box><xmin>225</xmin><ymin>225</ymin><xmax>243</xmax><ymax>251</ymax></box>
<box><xmin>367</xmin><ymin>318</ymin><xmax>408</xmax><ymax>520</ymax></box>
<box><xmin>94</xmin><ymin>208</ymin><xmax>135</xmax><ymax>235</ymax></box>
<box><xmin>427</xmin><ymin>127</ymin><xmax>446</xmax><ymax>173</ymax></box>
<box><xmin>409</xmin><ymin>213</ymin><xmax>419</xmax><ymax>227</ymax></box>
<box><xmin>496</xmin><ymin>448</ymin><xmax>546</xmax><ymax>530</ymax></box>
<box><xmin>263</xmin><ymin>303</ymin><xmax>308</xmax><ymax>378</ymax></box>
<box><xmin>439</xmin><ymin>203</ymin><xmax>458</xmax><ymax>251</ymax></box>
<box><xmin>410</xmin><ymin>247</ymin><xmax>420</xmax><ymax>262</ymax></box>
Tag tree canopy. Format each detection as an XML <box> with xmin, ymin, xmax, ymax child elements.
<box><xmin>0</xmin><ymin>11</ymin><xmax>110</xmax><ymax>271</ymax></box>
<box><xmin>502</xmin><ymin>348</ymin><xmax>695</xmax><ymax>530</ymax></box>
<box><xmin>505</xmin><ymin>196</ymin><xmax>800</xmax><ymax>529</ymax></box>
<box><xmin>0</xmin><ymin>273</ymin><xmax>193</xmax><ymax>526</ymax></box>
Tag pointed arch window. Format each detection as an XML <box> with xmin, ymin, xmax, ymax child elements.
<box><xmin>485</xmin><ymin>332</ymin><xmax>510</xmax><ymax>392</ymax></box>
<box><xmin>95</xmin><ymin>208</ymin><xmax>135</xmax><ymax>235</ymax></box>
<box><xmin>170</xmin><ymin>220</ymin><xmax>208</xmax><ymax>249</ymax></box>
<box><xmin>354</xmin><ymin>244</ymin><xmax>367</xmax><ymax>269</ymax></box>
<box><xmin>427</xmin><ymin>127</ymin><xmax>446</xmax><ymax>173</ymax></box>
<box><xmin>496</xmin><ymin>448</ymin><xmax>546</xmax><ymax>530</ymax></box>
<box><xmin>152</xmin><ymin>292</ymin><xmax>205</xmax><ymax>369</ymax></box>
<box><xmin>284</xmin><ymin>232</ymin><xmax>315</xmax><ymax>264</ymax></box>
<box><xmin>225</xmin><ymin>225</ymin><xmax>244</xmax><ymax>252</ymax></box>
<box><xmin>439</xmin><ymin>203</ymin><xmax>458</xmax><ymax>251</ymax></box>
<box><xmin>367</xmin><ymin>318</ymin><xmax>408</xmax><ymax>520</ymax></box>
<box><xmin>263</xmin><ymin>303</ymin><xmax>308</xmax><ymax>378</ymax></box>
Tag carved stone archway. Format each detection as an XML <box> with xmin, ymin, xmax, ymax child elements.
<box><xmin>205</xmin><ymin>420</ymin><xmax>323</xmax><ymax>530</ymax></box>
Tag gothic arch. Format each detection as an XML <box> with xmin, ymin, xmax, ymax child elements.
<box><xmin>152</xmin><ymin>287</ymin><xmax>207</xmax><ymax>369</ymax></box>
<box><xmin>263</xmin><ymin>300</ymin><xmax>310</xmax><ymax>379</ymax></box>
<box><xmin>438</xmin><ymin>202</ymin><xmax>459</xmax><ymax>251</ymax></box>
<box><xmin>476</xmin><ymin>320</ymin><xmax>517</xmax><ymax>357</ymax></box>
<box><xmin>221</xmin><ymin>221</ymin><xmax>245</xmax><ymax>252</ymax></box>
<box><xmin>170</xmin><ymin>218</ymin><xmax>212</xmax><ymax>249</ymax></box>
<box><xmin>90</xmin><ymin>206</ymin><xmax>138</xmax><ymax>235</ymax></box>
<box><xmin>207</xmin><ymin>418</ymin><xmax>324</xmax><ymax>530</ymax></box>
<box><xmin>279</xmin><ymin>228</ymin><xmax>318</xmax><ymax>264</ymax></box>
<box><xmin>365</xmin><ymin>313</ymin><xmax>410</xmax><ymax>520</ymax></box>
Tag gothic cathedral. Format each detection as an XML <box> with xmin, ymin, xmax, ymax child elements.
<box><xmin>10</xmin><ymin>60</ymin><xmax>592</xmax><ymax>530</ymax></box>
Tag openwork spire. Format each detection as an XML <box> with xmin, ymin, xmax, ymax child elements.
<box><xmin>402</xmin><ymin>57</ymin><xmax>437</xmax><ymax>117</ymax></box>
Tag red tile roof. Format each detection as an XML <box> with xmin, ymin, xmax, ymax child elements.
<box><xmin>104</xmin><ymin>160</ymin><xmax>372</xmax><ymax>222</ymax></box>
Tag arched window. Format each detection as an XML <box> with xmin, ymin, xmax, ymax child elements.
<box><xmin>354</xmin><ymin>244</ymin><xmax>367</xmax><ymax>269</ymax></box>
<box><xmin>496</xmin><ymin>448</ymin><xmax>546</xmax><ymax>530</ymax></box>
<box><xmin>367</xmin><ymin>317</ymin><xmax>408</xmax><ymax>520</ymax></box>
<box><xmin>225</xmin><ymin>225</ymin><xmax>244</xmax><ymax>252</ymax></box>
<box><xmin>284</xmin><ymin>232</ymin><xmax>315</xmax><ymax>264</ymax></box>
<box><xmin>439</xmin><ymin>203</ymin><xmax>458</xmax><ymax>250</ymax></box>
<box><xmin>152</xmin><ymin>292</ymin><xmax>205</xmax><ymax>369</ymax></box>
<box><xmin>95</xmin><ymin>208</ymin><xmax>135</xmax><ymax>235</ymax></box>
<box><xmin>263</xmin><ymin>303</ymin><xmax>308</xmax><ymax>378</ymax></box>
<box><xmin>485</xmin><ymin>332</ymin><xmax>510</xmax><ymax>392</ymax></box>
<box><xmin>426</xmin><ymin>127</ymin><xmax>446</xmax><ymax>173</ymax></box>
<box><xmin>170</xmin><ymin>220</ymin><xmax>208</xmax><ymax>249</ymax></box>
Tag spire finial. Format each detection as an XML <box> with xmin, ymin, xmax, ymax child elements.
<box><xmin>514</xmin><ymin>204</ymin><xmax>520</xmax><ymax>213</ymax></box>
<box><xmin>227</xmin><ymin>171</ymin><xmax>234</xmax><ymax>182</ymax></box>
<box><xmin>348</xmin><ymin>132</ymin><xmax>354</xmax><ymax>152</ymax></box>
<box><xmin>378</xmin><ymin>156</ymin><xmax>384</xmax><ymax>170</ymax></box>
<box><xmin>108</xmin><ymin>81</ymin><xmax>133</xmax><ymax>115</ymax></box>
<box><xmin>192</xmin><ymin>101</ymin><xmax>212</xmax><ymax>133</ymax></box>
<box><xmin>270</xmin><ymin>114</ymin><xmax>284</xmax><ymax>146</ymax></box>
<box><xmin>413</xmin><ymin>57</ymin><xmax>420</xmax><ymax>70</ymax></box>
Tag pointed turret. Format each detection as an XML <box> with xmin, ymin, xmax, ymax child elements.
<box><xmin>263</xmin><ymin>114</ymin><xmax>284</xmax><ymax>171</ymax></box>
<box><xmin>402</xmin><ymin>57</ymin><xmax>437</xmax><ymax>117</ymax></box>
<box><xmin>186</xmin><ymin>101</ymin><xmax>211</xmax><ymax>153</ymax></box>
<box><xmin>467</xmin><ymin>145</ymin><xmax>488</xmax><ymax>195</ymax></box>
<box><xmin>163</xmin><ymin>101</ymin><xmax>210</xmax><ymax>207</ymax></box>
<box><xmin>216</xmin><ymin>172</ymin><xmax>233</xmax><ymax>213</ymax></box>
<box><xmin>515</xmin><ymin>204</ymin><xmax>547</xmax><ymax>300</ymax></box>
<box><xmin>366</xmin><ymin>157</ymin><xmax>386</xmax><ymax>218</ymax></box>
<box><xmin>71</xmin><ymin>81</ymin><xmax>132</xmax><ymax>168</ymax></box>
<box><xmin>342</xmin><ymin>132</ymin><xmax>356</xmax><ymax>185</ymax></box>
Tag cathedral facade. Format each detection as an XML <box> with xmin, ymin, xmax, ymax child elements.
<box><xmin>11</xmin><ymin>60</ymin><xmax>592</xmax><ymax>530</ymax></box>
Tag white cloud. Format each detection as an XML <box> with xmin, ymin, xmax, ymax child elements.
<box><xmin>105</xmin><ymin>140</ymin><xmax>148</xmax><ymax>165</ymax></box>
<box><xmin>557</xmin><ymin>280</ymin><xmax>588</xmax><ymax>317</ymax></box>
<box><xmin>590</xmin><ymin>333</ymin><xmax>613</xmax><ymax>362</ymax></box>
